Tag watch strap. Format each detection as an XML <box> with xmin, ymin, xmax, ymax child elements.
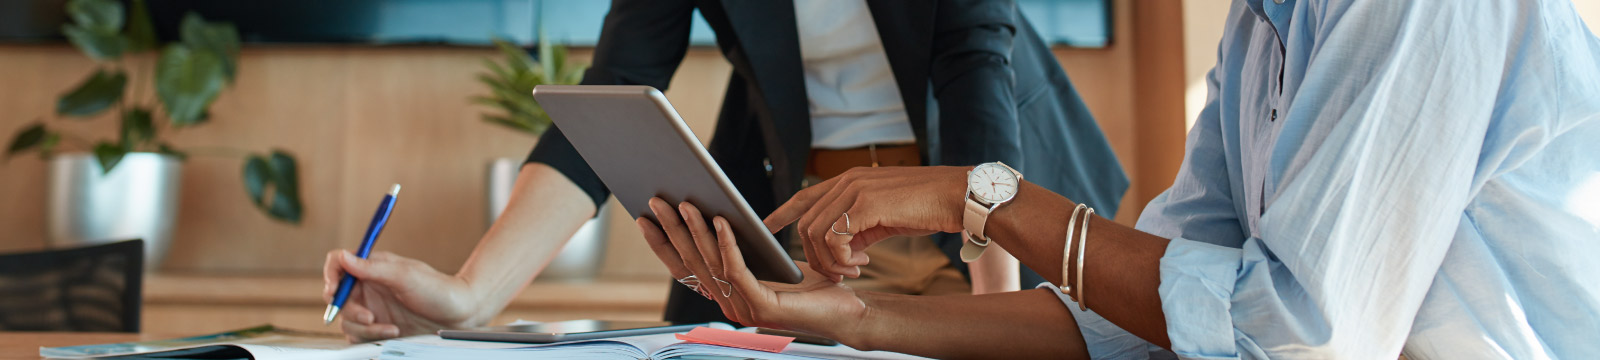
<box><xmin>960</xmin><ymin>199</ymin><xmax>992</xmax><ymax>262</ymax></box>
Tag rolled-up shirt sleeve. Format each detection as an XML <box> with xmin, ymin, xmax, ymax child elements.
<box><xmin>1152</xmin><ymin>1</ymin><xmax>1506</xmax><ymax>359</ymax></box>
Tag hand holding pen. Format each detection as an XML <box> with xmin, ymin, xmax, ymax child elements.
<box><xmin>321</xmin><ymin>184</ymin><xmax>488</xmax><ymax>343</ymax></box>
<box><xmin>325</xmin><ymin>184</ymin><xmax>402</xmax><ymax>325</ymax></box>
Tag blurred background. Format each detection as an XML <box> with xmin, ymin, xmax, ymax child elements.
<box><xmin>2</xmin><ymin>0</ymin><xmax>1597</xmax><ymax>335</ymax></box>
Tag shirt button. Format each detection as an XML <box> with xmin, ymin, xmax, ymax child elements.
<box><xmin>1270</xmin><ymin>109</ymin><xmax>1278</xmax><ymax>122</ymax></box>
<box><xmin>763</xmin><ymin>158</ymin><xmax>773</xmax><ymax>176</ymax></box>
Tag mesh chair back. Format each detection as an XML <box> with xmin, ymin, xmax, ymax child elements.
<box><xmin>0</xmin><ymin>239</ymin><xmax>143</xmax><ymax>332</ymax></box>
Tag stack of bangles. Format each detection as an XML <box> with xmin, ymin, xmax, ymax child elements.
<box><xmin>1059</xmin><ymin>203</ymin><xmax>1093</xmax><ymax>311</ymax></box>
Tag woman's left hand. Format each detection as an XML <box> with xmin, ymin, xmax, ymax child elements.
<box><xmin>637</xmin><ymin>197</ymin><xmax>868</xmax><ymax>337</ymax></box>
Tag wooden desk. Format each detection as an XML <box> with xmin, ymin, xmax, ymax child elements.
<box><xmin>142</xmin><ymin>274</ymin><xmax>670</xmax><ymax>335</ymax></box>
<box><xmin>4</xmin><ymin>275</ymin><xmax>672</xmax><ymax>358</ymax></box>
<box><xmin>0</xmin><ymin>332</ymin><xmax>147</xmax><ymax>359</ymax></box>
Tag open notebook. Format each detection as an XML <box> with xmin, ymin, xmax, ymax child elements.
<box><xmin>39</xmin><ymin>325</ymin><xmax>382</xmax><ymax>360</ymax></box>
<box><xmin>380</xmin><ymin>326</ymin><xmax>928</xmax><ymax>360</ymax></box>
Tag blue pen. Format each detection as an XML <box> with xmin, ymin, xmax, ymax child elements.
<box><xmin>324</xmin><ymin>184</ymin><xmax>401</xmax><ymax>325</ymax></box>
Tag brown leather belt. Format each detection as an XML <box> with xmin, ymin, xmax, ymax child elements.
<box><xmin>805</xmin><ymin>144</ymin><xmax>921</xmax><ymax>180</ymax></box>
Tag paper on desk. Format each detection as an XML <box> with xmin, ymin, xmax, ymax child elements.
<box><xmin>675</xmin><ymin>327</ymin><xmax>793</xmax><ymax>353</ymax></box>
<box><xmin>39</xmin><ymin>325</ymin><xmax>381</xmax><ymax>360</ymax></box>
<box><xmin>380</xmin><ymin>324</ymin><xmax>929</xmax><ymax>360</ymax></box>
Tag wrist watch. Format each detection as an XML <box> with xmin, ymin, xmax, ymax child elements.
<box><xmin>960</xmin><ymin>161</ymin><xmax>1023</xmax><ymax>262</ymax></box>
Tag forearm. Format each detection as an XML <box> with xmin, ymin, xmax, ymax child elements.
<box><xmin>842</xmin><ymin>289</ymin><xmax>1087</xmax><ymax>359</ymax></box>
<box><xmin>455</xmin><ymin>163</ymin><xmax>597</xmax><ymax>325</ymax></box>
<box><xmin>968</xmin><ymin>244</ymin><xmax>1020</xmax><ymax>294</ymax></box>
<box><xmin>985</xmin><ymin>181</ymin><xmax>1172</xmax><ymax>348</ymax></box>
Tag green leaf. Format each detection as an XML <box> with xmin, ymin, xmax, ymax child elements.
<box><xmin>156</xmin><ymin>44</ymin><xmax>226</xmax><ymax>126</ymax></box>
<box><xmin>561</xmin><ymin>67</ymin><xmax>585</xmax><ymax>85</ymax></box>
<box><xmin>481</xmin><ymin>114</ymin><xmax>529</xmax><ymax>133</ymax></box>
<box><xmin>266</xmin><ymin>151</ymin><xmax>302</xmax><ymax>223</ymax></box>
<box><xmin>473</xmin><ymin>36</ymin><xmax>583</xmax><ymax>137</ymax></box>
<box><xmin>124</xmin><ymin>0</ymin><xmax>157</xmax><ymax>53</ymax></box>
<box><xmin>6</xmin><ymin>123</ymin><xmax>48</xmax><ymax>158</ymax></box>
<box><xmin>267</xmin><ymin>151</ymin><xmax>300</xmax><ymax>199</ymax></box>
<box><xmin>156</xmin><ymin>142</ymin><xmax>186</xmax><ymax>160</ymax></box>
<box><xmin>37</xmin><ymin>133</ymin><xmax>62</xmax><ymax>159</ymax></box>
<box><xmin>92</xmin><ymin>141</ymin><xmax>126</xmax><ymax>174</ymax></box>
<box><xmin>57</xmin><ymin>68</ymin><xmax>127</xmax><ymax>117</ymax></box>
<box><xmin>62</xmin><ymin>0</ymin><xmax>126</xmax><ymax>60</ymax></box>
<box><xmin>62</xmin><ymin>24</ymin><xmax>125</xmax><ymax>61</ymax></box>
<box><xmin>243</xmin><ymin>155</ymin><xmax>270</xmax><ymax>207</ymax></box>
<box><xmin>468</xmin><ymin>95</ymin><xmax>502</xmax><ymax>108</ymax></box>
<box><xmin>480</xmin><ymin>59</ymin><xmax>512</xmax><ymax>83</ymax></box>
<box><xmin>494</xmin><ymin>38</ymin><xmax>535</xmax><ymax>72</ymax></box>
<box><xmin>120</xmin><ymin>107</ymin><xmax>154</xmax><ymax>149</ymax></box>
<box><xmin>537</xmin><ymin>34</ymin><xmax>556</xmax><ymax>82</ymax></box>
<box><xmin>241</xmin><ymin>151</ymin><xmax>303</xmax><ymax>224</ymax></box>
<box><xmin>65</xmin><ymin>0</ymin><xmax>123</xmax><ymax>32</ymax></box>
<box><xmin>193</xmin><ymin>110</ymin><xmax>212</xmax><ymax>125</ymax></box>
<box><xmin>179</xmin><ymin>12</ymin><xmax>241</xmax><ymax>82</ymax></box>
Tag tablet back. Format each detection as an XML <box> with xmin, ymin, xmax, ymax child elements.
<box><xmin>532</xmin><ymin>85</ymin><xmax>803</xmax><ymax>284</ymax></box>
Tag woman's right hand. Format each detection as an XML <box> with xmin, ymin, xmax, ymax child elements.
<box><xmin>322</xmin><ymin>250</ymin><xmax>485</xmax><ymax>343</ymax></box>
<box><xmin>763</xmin><ymin>166</ymin><xmax>972</xmax><ymax>280</ymax></box>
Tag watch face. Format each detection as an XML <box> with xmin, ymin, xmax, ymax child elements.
<box><xmin>968</xmin><ymin>163</ymin><xmax>1019</xmax><ymax>204</ymax></box>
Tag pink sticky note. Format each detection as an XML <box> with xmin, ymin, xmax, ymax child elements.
<box><xmin>675</xmin><ymin>327</ymin><xmax>794</xmax><ymax>353</ymax></box>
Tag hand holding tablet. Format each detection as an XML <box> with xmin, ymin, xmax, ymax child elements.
<box><xmin>532</xmin><ymin>85</ymin><xmax>804</xmax><ymax>284</ymax></box>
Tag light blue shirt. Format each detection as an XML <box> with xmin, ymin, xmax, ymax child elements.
<box><xmin>1052</xmin><ymin>0</ymin><xmax>1600</xmax><ymax>358</ymax></box>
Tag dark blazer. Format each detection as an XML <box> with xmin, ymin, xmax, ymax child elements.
<box><xmin>525</xmin><ymin>0</ymin><xmax>1129</xmax><ymax>324</ymax></box>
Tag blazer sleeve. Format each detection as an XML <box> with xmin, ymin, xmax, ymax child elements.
<box><xmin>524</xmin><ymin>0</ymin><xmax>697</xmax><ymax>209</ymax></box>
<box><xmin>927</xmin><ymin>0</ymin><xmax>1021</xmax><ymax>168</ymax></box>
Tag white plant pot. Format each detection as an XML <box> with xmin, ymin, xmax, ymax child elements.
<box><xmin>488</xmin><ymin>157</ymin><xmax>609</xmax><ymax>281</ymax></box>
<box><xmin>46</xmin><ymin>152</ymin><xmax>182</xmax><ymax>271</ymax></box>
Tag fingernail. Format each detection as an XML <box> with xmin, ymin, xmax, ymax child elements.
<box><xmin>714</xmin><ymin>218</ymin><xmax>725</xmax><ymax>232</ymax></box>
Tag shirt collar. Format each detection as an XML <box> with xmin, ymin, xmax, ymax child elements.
<box><xmin>1246</xmin><ymin>0</ymin><xmax>1297</xmax><ymax>45</ymax></box>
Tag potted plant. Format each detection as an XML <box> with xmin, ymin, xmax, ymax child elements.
<box><xmin>4</xmin><ymin>0</ymin><xmax>304</xmax><ymax>270</ymax></box>
<box><xmin>473</xmin><ymin>36</ymin><xmax>606</xmax><ymax>281</ymax></box>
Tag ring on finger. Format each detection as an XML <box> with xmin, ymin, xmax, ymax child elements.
<box><xmin>676</xmin><ymin>275</ymin><xmax>702</xmax><ymax>292</ymax></box>
<box><xmin>712</xmin><ymin>276</ymin><xmax>734</xmax><ymax>298</ymax></box>
<box><xmin>830</xmin><ymin>213</ymin><xmax>852</xmax><ymax>235</ymax></box>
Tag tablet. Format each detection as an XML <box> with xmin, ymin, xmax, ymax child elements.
<box><xmin>439</xmin><ymin>320</ymin><xmax>706</xmax><ymax>343</ymax></box>
<box><xmin>532</xmin><ymin>85</ymin><xmax>804</xmax><ymax>284</ymax></box>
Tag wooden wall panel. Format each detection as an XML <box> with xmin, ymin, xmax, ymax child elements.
<box><xmin>0</xmin><ymin>0</ymin><xmax>1187</xmax><ymax>276</ymax></box>
<box><xmin>163</xmin><ymin>48</ymin><xmax>352</xmax><ymax>273</ymax></box>
<box><xmin>1129</xmin><ymin>0</ymin><xmax>1189</xmax><ymax>216</ymax></box>
<box><xmin>331</xmin><ymin>47</ymin><xmax>532</xmax><ymax>274</ymax></box>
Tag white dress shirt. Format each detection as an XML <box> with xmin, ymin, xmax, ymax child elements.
<box><xmin>1052</xmin><ymin>0</ymin><xmax>1600</xmax><ymax>358</ymax></box>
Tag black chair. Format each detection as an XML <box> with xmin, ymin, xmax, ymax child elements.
<box><xmin>0</xmin><ymin>239</ymin><xmax>143</xmax><ymax>332</ymax></box>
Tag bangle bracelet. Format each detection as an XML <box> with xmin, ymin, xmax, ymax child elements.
<box><xmin>1076</xmin><ymin>207</ymin><xmax>1094</xmax><ymax>311</ymax></box>
<box><xmin>1060</xmin><ymin>204</ymin><xmax>1086</xmax><ymax>296</ymax></box>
